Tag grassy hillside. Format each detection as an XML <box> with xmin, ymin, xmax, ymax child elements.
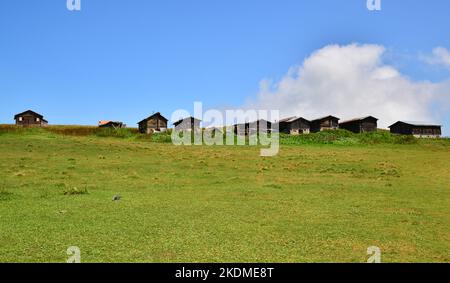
<box><xmin>2</xmin><ymin>124</ymin><xmax>448</xmax><ymax>146</ymax></box>
<box><xmin>0</xmin><ymin>126</ymin><xmax>449</xmax><ymax>262</ymax></box>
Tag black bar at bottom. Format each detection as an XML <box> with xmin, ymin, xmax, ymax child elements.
<box><xmin>0</xmin><ymin>263</ymin><xmax>447</xmax><ymax>281</ymax></box>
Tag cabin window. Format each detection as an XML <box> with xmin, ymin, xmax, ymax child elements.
<box><xmin>36</xmin><ymin>118</ymin><xmax>40</xmax><ymax>122</ymax></box>
<box><xmin>18</xmin><ymin>117</ymin><xmax>23</xmax><ymax>122</ymax></box>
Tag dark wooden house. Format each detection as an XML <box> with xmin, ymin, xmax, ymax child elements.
<box><xmin>389</xmin><ymin>121</ymin><xmax>442</xmax><ymax>138</ymax></box>
<box><xmin>278</xmin><ymin>116</ymin><xmax>310</xmax><ymax>135</ymax></box>
<box><xmin>14</xmin><ymin>110</ymin><xmax>48</xmax><ymax>127</ymax></box>
<box><xmin>339</xmin><ymin>116</ymin><xmax>378</xmax><ymax>133</ymax></box>
<box><xmin>173</xmin><ymin>117</ymin><xmax>201</xmax><ymax>131</ymax></box>
<box><xmin>98</xmin><ymin>121</ymin><xmax>125</xmax><ymax>129</ymax></box>
<box><xmin>138</xmin><ymin>112</ymin><xmax>168</xmax><ymax>134</ymax></box>
<box><xmin>310</xmin><ymin>115</ymin><xmax>340</xmax><ymax>133</ymax></box>
<box><xmin>234</xmin><ymin>119</ymin><xmax>272</xmax><ymax>135</ymax></box>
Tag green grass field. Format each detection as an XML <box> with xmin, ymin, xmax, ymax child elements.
<box><xmin>0</xmin><ymin>126</ymin><xmax>449</xmax><ymax>263</ymax></box>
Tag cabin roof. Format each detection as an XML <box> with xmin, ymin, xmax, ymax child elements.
<box><xmin>137</xmin><ymin>112</ymin><xmax>168</xmax><ymax>124</ymax></box>
<box><xmin>279</xmin><ymin>116</ymin><xmax>298</xmax><ymax>123</ymax></box>
<box><xmin>99</xmin><ymin>120</ymin><xmax>112</xmax><ymax>126</ymax></box>
<box><xmin>340</xmin><ymin>116</ymin><xmax>378</xmax><ymax>124</ymax></box>
<box><xmin>389</xmin><ymin>121</ymin><xmax>442</xmax><ymax>128</ymax></box>
<box><xmin>279</xmin><ymin>116</ymin><xmax>310</xmax><ymax>123</ymax></box>
<box><xmin>14</xmin><ymin>110</ymin><xmax>44</xmax><ymax>120</ymax></box>
<box><xmin>310</xmin><ymin>115</ymin><xmax>340</xmax><ymax>122</ymax></box>
<box><xmin>99</xmin><ymin>120</ymin><xmax>123</xmax><ymax>126</ymax></box>
<box><xmin>173</xmin><ymin>117</ymin><xmax>202</xmax><ymax>126</ymax></box>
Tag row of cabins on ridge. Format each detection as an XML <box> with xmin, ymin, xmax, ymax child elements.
<box><xmin>11</xmin><ymin>110</ymin><xmax>443</xmax><ymax>138</ymax></box>
<box><xmin>279</xmin><ymin>115</ymin><xmax>373</xmax><ymax>134</ymax></box>
<box><xmin>136</xmin><ymin>113</ymin><xmax>202</xmax><ymax>134</ymax></box>
<box><xmin>278</xmin><ymin>115</ymin><xmax>442</xmax><ymax>137</ymax></box>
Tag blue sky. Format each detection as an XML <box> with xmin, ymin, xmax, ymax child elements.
<box><xmin>0</xmin><ymin>0</ymin><xmax>449</xmax><ymax>133</ymax></box>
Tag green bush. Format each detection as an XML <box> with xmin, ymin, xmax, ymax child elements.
<box><xmin>150</xmin><ymin>132</ymin><xmax>173</xmax><ymax>143</ymax></box>
<box><xmin>63</xmin><ymin>186</ymin><xmax>89</xmax><ymax>196</ymax></box>
<box><xmin>45</xmin><ymin>126</ymin><xmax>139</xmax><ymax>138</ymax></box>
<box><xmin>0</xmin><ymin>187</ymin><xmax>13</xmax><ymax>201</ymax></box>
<box><xmin>358</xmin><ymin>131</ymin><xmax>417</xmax><ymax>144</ymax></box>
<box><xmin>0</xmin><ymin>125</ymin><xmax>45</xmax><ymax>136</ymax></box>
<box><xmin>136</xmin><ymin>131</ymin><xmax>173</xmax><ymax>143</ymax></box>
<box><xmin>280</xmin><ymin>129</ymin><xmax>418</xmax><ymax>146</ymax></box>
<box><xmin>393</xmin><ymin>134</ymin><xmax>418</xmax><ymax>144</ymax></box>
<box><xmin>281</xmin><ymin>129</ymin><xmax>355</xmax><ymax>145</ymax></box>
<box><xmin>95</xmin><ymin>128</ymin><xmax>135</xmax><ymax>139</ymax></box>
<box><xmin>44</xmin><ymin>126</ymin><xmax>98</xmax><ymax>136</ymax></box>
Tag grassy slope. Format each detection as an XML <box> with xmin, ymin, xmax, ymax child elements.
<box><xmin>0</xmin><ymin>128</ymin><xmax>449</xmax><ymax>262</ymax></box>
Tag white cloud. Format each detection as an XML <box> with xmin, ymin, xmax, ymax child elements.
<box><xmin>425</xmin><ymin>47</ymin><xmax>450</xmax><ymax>68</ymax></box>
<box><xmin>246</xmin><ymin>44</ymin><xmax>448</xmax><ymax>128</ymax></box>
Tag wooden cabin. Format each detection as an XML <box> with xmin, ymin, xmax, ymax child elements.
<box><xmin>138</xmin><ymin>112</ymin><xmax>168</xmax><ymax>134</ymax></box>
<box><xmin>310</xmin><ymin>116</ymin><xmax>340</xmax><ymax>133</ymax></box>
<box><xmin>278</xmin><ymin>116</ymin><xmax>310</xmax><ymax>135</ymax></box>
<box><xmin>389</xmin><ymin>121</ymin><xmax>442</xmax><ymax>138</ymax></box>
<box><xmin>98</xmin><ymin>121</ymin><xmax>124</xmax><ymax>129</ymax></box>
<box><xmin>234</xmin><ymin>119</ymin><xmax>272</xmax><ymax>135</ymax></box>
<box><xmin>173</xmin><ymin>117</ymin><xmax>201</xmax><ymax>131</ymax></box>
<box><xmin>14</xmin><ymin>110</ymin><xmax>48</xmax><ymax>127</ymax></box>
<box><xmin>339</xmin><ymin>116</ymin><xmax>378</xmax><ymax>133</ymax></box>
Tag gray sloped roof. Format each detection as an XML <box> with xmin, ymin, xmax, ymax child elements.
<box><xmin>279</xmin><ymin>116</ymin><xmax>298</xmax><ymax>123</ymax></box>
<box><xmin>138</xmin><ymin>112</ymin><xmax>168</xmax><ymax>124</ymax></box>
<box><xmin>340</xmin><ymin>116</ymin><xmax>378</xmax><ymax>124</ymax></box>
<box><xmin>389</xmin><ymin>121</ymin><xmax>442</xmax><ymax>128</ymax></box>
<box><xmin>310</xmin><ymin>115</ymin><xmax>340</xmax><ymax>122</ymax></box>
<box><xmin>173</xmin><ymin>117</ymin><xmax>202</xmax><ymax>126</ymax></box>
<box><xmin>279</xmin><ymin>116</ymin><xmax>310</xmax><ymax>123</ymax></box>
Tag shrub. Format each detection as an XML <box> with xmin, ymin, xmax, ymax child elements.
<box><xmin>0</xmin><ymin>125</ymin><xmax>18</xmax><ymax>135</ymax></box>
<box><xmin>0</xmin><ymin>125</ymin><xmax>44</xmax><ymax>135</ymax></box>
<box><xmin>44</xmin><ymin>126</ymin><xmax>98</xmax><ymax>136</ymax></box>
<box><xmin>151</xmin><ymin>132</ymin><xmax>173</xmax><ymax>143</ymax></box>
<box><xmin>280</xmin><ymin>129</ymin><xmax>418</xmax><ymax>146</ymax></box>
<box><xmin>95</xmin><ymin>128</ymin><xmax>135</xmax><ymax>139</ymax></box>
<box><xmin>63</xmin><ymin>186</ymin><xmax>89</xmax><ymax>196</ymax></box>
<box><xmin>0</xmin><ymin>187</ymin><xmax>13</xmax><ymax>201</ymax></box>
<box><xmin>44</xmin><ymin>126</ymin><xmax>139</xmax><ymax>138</ymax></box>
<box><xmin>136</xmin><ymin>130</ymin><xmax>173</xmax><ymax>143</ymax></box>
<box><xmin>393</xmin><ymin>134</ymin><xmax>418</xmax><ymax>144</ymax></box>
<box><xmin>281</xmin><ymin>129</ymin><xmax>355</xmax><ymax>145</ymax></box>
<box><xmin>136</xmin><ymin>133</ymin><xmax>153</xmax><ymax>141</ymax></box>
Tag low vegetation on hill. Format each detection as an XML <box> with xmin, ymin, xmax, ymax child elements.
<box><xmin>280</xmin><ymin>129</ymin><xmax>420</xmax><ymax>145</ymax></box>
<box><xmin>0</xmin><ymin>124</ymin><xmax>448</xmax><ymax>146</ymax></box>
<box><xmin>0</xmin><ymin>125</ymin><xmax>168</xmax><ymax>142</ymax></box>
